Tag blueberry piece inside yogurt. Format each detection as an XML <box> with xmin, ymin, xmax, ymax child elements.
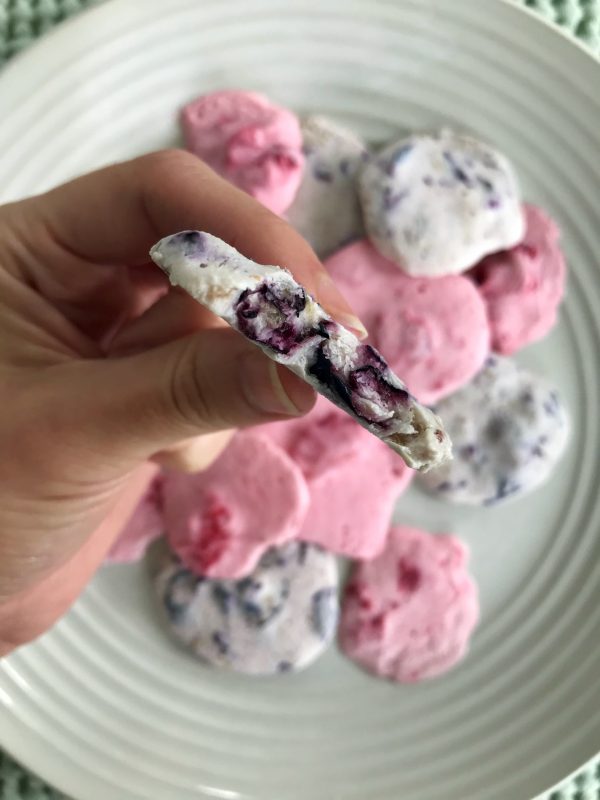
<box><xmin>164</xmin><ymin>569</ymin><xmax>204</xmax><ymax>623</ymax></box>
<box><xmin>310</xmin><ymin>587</ymin><xmax>338</xmax><ymax>640</ymax></box>
<box><xmin>307</xmin><ymin>342</ymin><xmax>354</xmax><ymax>409</ymax></box>
<box><xmin>235</xmin><ymin>575</ymin><xmax>291</xmax><ymax>627</ymax></box>
<box><xmin>171</xmin><ymin>230</ymin><xmax>208</xmax><ymax>259</ymax></box>
<box><xmin>235</xmin><ymin>280</ymin><xmax>325</xmax><ymax>355</ymax></box>
<box><xmin>308</xmin><ymin>342</ymin><xmax>410</xmax><ymax>430</ymax></box>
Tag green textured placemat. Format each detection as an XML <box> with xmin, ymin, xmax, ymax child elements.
<box><xmin>0</xmin><ymin>0</ymin><xmax>100</xmax><ymax>64</ymax></box>
<box><xmin>0</xmin><ymin>1</ymin><xmax>598</xmax><ymax>798</ymax></box>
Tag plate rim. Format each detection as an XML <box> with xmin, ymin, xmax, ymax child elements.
<box><xmin>1</xmin><ymin>1</ymin><xmax>599</xmax><ymax>799</ymax></box>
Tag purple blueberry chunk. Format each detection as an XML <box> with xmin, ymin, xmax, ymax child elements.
<box><xmin>520</xmin><ymin>389</ymin><xmax>534</xmax><ymax>405</ymax></box>
<box><xmin>485</xmin><ymin>415</ymin><xmax>508</xmax><ymax>442</ymax></box>
<box><xmin>350</xmin><ymin>364</ymin><xmax>410</xmax><ymax>411</ymax></box>
<box><xmin>385</xmin><ymin>143</ymin><xmax>413</xmax><ymax>174</ymax></box>
<box><xmin>477</xmin><ymin>175</ymin><xmax>494</xmax><ymax>192</ymax></box>
<box><xmin>307</xmin><ymin>341</ymin><xmax>354</xmax><ymax>410</ymax></box>
<box><xmin>172</xmin><ymin>230</ymin><xmax>209</xmax><ymax>259</ymax></box>
<box><xmin>544</xmin><ymin>391</ymin><xmax>561</xmax><ymax>417</ymax></box>
<box><xmin>481</xmin><ymin>153</ymin><xmax>499</xmax><ymax>170</ymax></box>
<box><xmin>308</xmin><ymin>341</ymin><xmax>409</xmax><ymax>429</ymax></box>
<box><xmin>339</xmin><ymin>158</ymin><xmax>352</xmax><ymax>176</ymax></box>
<box><xmin>484</xmin><ymin>477</ymin><xmax>521</xmax><ymax>506</ymax></box>
<box><xmin>211</xmin><ymin>584</ymin><xmax>233</xmax><ymax>615</ymax></box>
<box><xmin>164</xmin><ymin>569</ymin><xmax>204</xmax><ymax>624</ymax></box>
<box><xmin>212</xmin><ymin>629</ymin><xmax>229</xmax><ymax>655</ymax></box>
<box><xmin>383</xmin><ymin>187</ymin><xmax>409</xmax><ymax>211</ymax></box>
<box><xmin>297</xmin><ymin>543</ymin><xmax>309</xmax><ymax>565</ymax></box>
<box><xmin>443</xmin><ymin>151</ymin><xmax>471</xmax><ymax>186</ymax></box>
<box><xmin>235</xmin><ymin>280</ymin><xmax>325</xmax><ymax>355</ymax></box>
<box><xmin>235</xmin><ymin>576</ymin><xmax>290</xmax><ymax>628</ymax></box>
<box><xmin>259</xmin><ymin>549</ymin><xmax>290</xmax><ymax>569</ymax></box>
<box><xmin>314</xmin><ymin>165</ymin><xmax>334</xmax><ymax>182</ymax></box>
<box><xmin>309</xmin><ymin>587</ymin><xmax>338</xmax><ymax>640</ymax></box>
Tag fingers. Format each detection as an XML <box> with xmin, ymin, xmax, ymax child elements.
<box><xmin>54</xmin><ymin>327</ymin><xmax>315</xmax><ymax>473</ymax></box>
<box><xmin>27</xmin><ymin>149</ymin><xmax>366</xmax><ymax>337</ymax></box>
<box><xmin>109</xmin><ymin>289</ymin><xmax>225</xmax><ymax>355</ymax></box>
<box><xmin>0</xmin><ymin>463</ymin><xmax>157</xmax><ymax>649</ymax></box>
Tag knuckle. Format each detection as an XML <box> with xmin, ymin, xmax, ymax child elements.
<box><xmin>166</xmin><ymin>338</ymin><xmax>217</xmax><ymax>433</ymax></box>
<box><xmin>138</xmin><ymin>148</ymin><xmax>207</xmax><ymax>183</ymax></box>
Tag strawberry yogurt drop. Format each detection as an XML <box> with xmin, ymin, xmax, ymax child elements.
<box><xmin>258</xmin><ymin>396</ymin><xmax>413</xmax><ymax>559</ymax></box>
<box><xmin>326</xmin><ymin>240</ymin><xmax>490</xmax><ymax>404</ymax></box>
<box><xmin>468</xmin><ymin>204</ymin><xmax>566</xmax><ymax>355</ymax></box>
<box><xmin>339</xmin><ymin>526</ymin><xmax>479</xmax><ymax>682</ymax></box>
<box><xmin>162</xmin><ymin>432</ymin><xmax>309</xmax><ymax>579</ymax></box>
<box><xmin>181</xmin><ymin>90</ymin><xmax>304</xmax><ymax>214</ymax></box>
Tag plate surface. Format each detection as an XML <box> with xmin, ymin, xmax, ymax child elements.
<box><xmin>1</xmin><ymin>1</ymin><xmax>599</xmax><ymax>799</ymax></box>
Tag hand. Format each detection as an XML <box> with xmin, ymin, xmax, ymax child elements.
<box><xmin>0</xmin><ymin>149</ymin><xmax>364</xmax><ymax>654</ymax></box>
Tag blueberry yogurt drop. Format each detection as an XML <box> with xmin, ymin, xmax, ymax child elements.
<box><xmin>419</xmin><ymin>356</ymin><xmax>570</xmax><ymax>506</ymax></box>
<box><xmin>359</xmin><ymin>129</ymin><xmax>525</xmax><ymax>277</ymax></box>
<box><xmin>285</xmin><ymin>115</ymin><xmax>369</xmax><ymax>259</ymax></box>
<box><xmin>152</xmin><ymin>541</ymin><xmax>339</xmax><ymax>675</ymax></box>
<box><xmin>150</xmin><ymin>231</ymin><xmax>451</xmax><ymax>472</ymax></box>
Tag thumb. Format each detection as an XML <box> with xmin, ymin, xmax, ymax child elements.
<box><xmin>58</xmin><ymin>327</ymin><xmax>315</xmax><ymax>469</ymax></box>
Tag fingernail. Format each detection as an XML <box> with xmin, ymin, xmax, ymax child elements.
<box><xmin>240</xmin><ymin>352</ymin><xmax>316</xmax><ymax>417</ymax></box>
<box><xmin>316</xmin><ymin>271</ymin><xmax>368</xmax><ymax>340</ymax></box>
<box><xmin>336</xmin><ymin>312</ymin><xmax>369</xmax><ymax>340</ymax></box>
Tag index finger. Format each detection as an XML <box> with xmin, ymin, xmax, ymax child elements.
<box><xmin>29</xmin><ymin>149</ymin><xmax>366</xmax><ymax>337</ymax></box>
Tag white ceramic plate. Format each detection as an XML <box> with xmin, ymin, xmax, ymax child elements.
<box><xmin>1</xmin><ymin>1</ymin><xmax>599</xmax><ymax>798</ymax></box>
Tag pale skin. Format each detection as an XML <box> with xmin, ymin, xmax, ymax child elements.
<box><xmin>0</xmin><ymin>149</ymin><xmax>365</xmax><ymax>655</ymax></box>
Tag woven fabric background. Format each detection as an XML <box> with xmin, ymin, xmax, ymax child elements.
<box><xmin>0</xmin><ymin>0</ymin><xmax>599</xmax><ymax>798</ymax></box>
<box><xmin>0</xmin><ymin>0</ymin><xmax>598</xmax><ymax>63</ymax></box>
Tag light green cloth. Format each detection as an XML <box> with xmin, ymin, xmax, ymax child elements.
<box><xmin>0</xmin><ymin>0</ymin><xmax>598</xmax><ymax>65</ymax></box>
<box><xmin>524</xmin><ymin>0</ymin><xmax>600</xmax><ymax>51</ymax></box>
<box><xmin>0</xmin><ymin>0</ymin><xmax>100</xmax><ymax>64</ymax></box>
<box><xmin>0</xmin><ymin>1</ymin><xmax>598</xmax><ymax>798</ymax></box>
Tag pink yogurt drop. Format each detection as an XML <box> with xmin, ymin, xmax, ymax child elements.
<box><xmin>256</xmin><ymin>397</ymin><xmax>413</xmax><ymax>559</ymax></box>
<box><xmin>181</xmin><ymin>89</ymin><xmax>304</xmax><ymax>214</ymax></box>
<box><xmin>468</xmin><ymin>204</ymin><xmax>566</xmax><ymax>355</ymax></box>
<box><xmin>163</xmin><ymin>431</ymin><xmax>309</xmax><ymax>579</ymax></box>
<box><xmin>325</xmin><ymin>240</ymin><xmax>490</xmax><ymax>404</ymax></box>
<box><xmin>339</xmin><ymin>525</ymin><xmax>479</xmax><ymax>682</ymax></box>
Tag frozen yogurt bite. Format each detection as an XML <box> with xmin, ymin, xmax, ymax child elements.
<box><xmin>420</xmin><ymin>356</ymin><xmax>570</xmax><ymax>506</ymax></box>
<box><xmin>326</xmin><ymin>240</ymin><xmax>490</xmax><ymax>404</ymax></box>
<box><xmin>181</xmin><ymin>90</ymin><xmax>304</xmax><ymax>214</ymax></box>
<box><xmin>153</xmin><ymin>541</ymin><xmax>339</xmax><ymax>675</ymax></box>
<box><xmin>339</xmin><ymin>526</ymin><xmax>479</xmax><ymax>682</ymax></box>
<box><xmin>150</xmin><ymin>231</ymin><xmax>451</xmax><ymax>472</ymax></box>
<box><xmin>286</xmin><ymin>115</ymin><xmax>368</xmax><ymax>258</ymax></box>
<box><xmin>359</xmin><ymin>129</ymin><xmax>525</xmax><ymax>276</ymax></box>
<box><xmin>468</xmin><ymin>204</ymin><xmax>566</xmax><ymax>354</ymax></box>
<box><xmin>163</xmin><ymin>432</ymin><xmax>309</xmax><ymax>579</ymax></box>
